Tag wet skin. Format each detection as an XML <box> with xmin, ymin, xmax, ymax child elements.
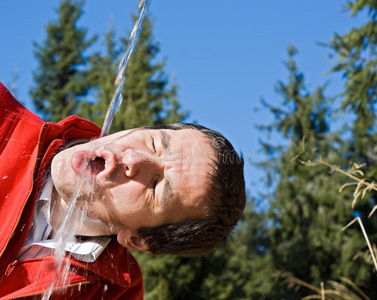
<box><xmin>50</xmin><ymin>128</ymin><xmax>215</xmax><ymax>251</ymax></box>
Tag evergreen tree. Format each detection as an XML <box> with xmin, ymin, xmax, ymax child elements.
<box><xmin>328</xmin><ymin>0</ymin><xmax>377</xmax><ymax>167</ymax></box>
<box><xmin>326</xmin><ymin>1</ymin><xmax>377</xmax><ymax>214</ymax></box>
<box><xmin>258</xmin><ymin>47</ymin><xmax>367</xmax><ymax>299</ymax></box>
<box><xmin>79</xmin><ymin>21</ymin><xmax>120</xmax><ymax>123</ymax></box>
<box><xmin>131</xmin><ymin>198</ymin><xmax>273</xmax><ymax>300</ymax></box>
<box><xmin>195</xmin><ymin>199</ymin><xmax>274</xmax><ymax>300</ymax></box>
<box><xmin>324</xmin><ymin>0</ymin><xmax>377</xmax><ymax>296</ymax></box>
<box><xmin>85</xmin><ymin>15</ymin><xmax>186</xmax><ymax>131</ymax></box>
<box><xmin>30</xmin><ymin>0</ymin><xmax>96</xmax><ymax>122</ymax></box>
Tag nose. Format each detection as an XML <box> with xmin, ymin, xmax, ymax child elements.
<box><xmin>121</xmin><ymin>149</ymin><xmax>161</xmax><ymax>178</ymax></box>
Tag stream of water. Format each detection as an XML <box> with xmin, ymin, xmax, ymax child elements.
<box><xmin>42</xmin><ymin>0</ymin><xmax>151</xmax><ymax>298</ymax></box>
<box><xmin>100</xmin><ymin>0</ymin><xmax>150</xmax><ymax>137</ymax></box>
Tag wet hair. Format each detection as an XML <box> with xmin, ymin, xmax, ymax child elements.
<box><xmin>137</xmin><ymin>123</ymin><xmax>246</xmax><ymax>257</ymax></box>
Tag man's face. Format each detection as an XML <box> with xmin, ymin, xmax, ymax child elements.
<box><xmin>51</xmin><ymin>128</ymin><xmax>214</xmax><ymax>249</ymax></box>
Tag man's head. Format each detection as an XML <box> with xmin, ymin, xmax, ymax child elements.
<box><xmin>51</xmin><ymin>123</ymin><xmax>246</xmax><ymax>257</ymax></box>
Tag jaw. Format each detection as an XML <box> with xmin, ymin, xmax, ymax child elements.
<box><xmin>75</xmin><ymin>213</ymin><xmax>117</xmax><ymax>236</ymax></box>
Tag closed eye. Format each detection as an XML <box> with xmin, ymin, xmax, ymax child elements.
<box><xmin>153</xmin><ymin>178</ymin><xmax>158</xmax><ymax>196</ymax></box>
<box><xmin>150</xmin><ymin>136</ymin><xmax>156</xmax><ymax>153</ymax></box>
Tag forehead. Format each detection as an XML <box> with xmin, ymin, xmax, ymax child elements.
<box><xmin>157</xmin><ymin>128</ymin><xmax>215</xmax><ymax>169</ymax></box>
<box><xmin>154</xmin><ymin>128</ymin><xmax>215</xmax><ymax>219</ymax></box>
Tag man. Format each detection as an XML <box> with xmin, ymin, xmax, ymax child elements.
<box><xmin>0</xmin><ymin>82</ymin><xmax>246</xmax><ymax>298</ymax></box>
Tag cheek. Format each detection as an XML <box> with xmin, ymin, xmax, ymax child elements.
<box><xmin>107</xmin><ymin>182</ymin><xmax>145</xmax><ymax>211</ymax></box>
<box><xmin>52</xmin><ymin>152</ymin><xmax>70</xmax><ymax>177</ymax></box>
<box><xmin>51</xmin><ymin>156</ymin><xmax>78</xmax><ymax>198</ymax></box>
<box><xmin>108</xmin><ymin>187</ymin><xmax>155</xmax><ymax>229</ymax></box>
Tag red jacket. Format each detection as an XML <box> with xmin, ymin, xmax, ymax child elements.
<box><xmin>0</xmin><ymin>83</ymin><xmax>143</xmax><ymax>299</ymax></box>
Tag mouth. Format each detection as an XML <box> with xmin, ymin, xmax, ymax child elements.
<box><xmin>71</xmin><ymin>150</ymin><xmax>116</xmax><ymax>179</ymax></box>
<box><xmin>88</xmin><ymin>157</ymin><xmax>106</xmax><ymax>175</ymax></box>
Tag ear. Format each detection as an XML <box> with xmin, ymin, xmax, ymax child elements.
<box><xmin>117</xmin><ymin>228</ymin><xmax>150</xmax><ymax>252</ymax></box>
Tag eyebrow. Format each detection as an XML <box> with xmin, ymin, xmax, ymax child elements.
<box><xmin>160</xmin><ymin>130</ymin><xmax>173</xmax><ymax>208</ymax></box>
<box><xmin>160</xmin><ymin>130</ymin><xmax>171</xmax><ymax>155</ymax></box>
<box><xmin>161</xmin><ymin>175</ymin><xmax>172</xmax><ymax>208</ymax></box>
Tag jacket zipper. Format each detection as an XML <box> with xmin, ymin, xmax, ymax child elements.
<box><xmin>4</xmin><ymin>259</ymin><xmax>17</xmax><ymax>276</ymax></box>
<box><xmin>0</xmin><ymin>124</ymin><xmax>46</xmax><ymax>259</ymax></box>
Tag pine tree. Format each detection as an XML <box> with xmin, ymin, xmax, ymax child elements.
<box><xmin>328</xmin><ymin>0</ymin><xmax>377</xmax><ymax>167</ymax></box>
<box><xmin>85</xmin><ymin>15</ymin><xmax>186</xmax><ymax>132</ymax></box>
<box><xmin>322</xmin><ymin>1</ymin><xmax>377</xmax><ymax>296</ymax></box>
<box><xmin>131</xmin><ymin>198</ymin><xmax>273</xmax><ymax>300</ymax></box>
<box><xmin>195</xmin><ymin>199</ymin><xmax>274</xmax><ymax>300</ymax></box>
<box><xmin>258</xmin><ymin>46</ymin><xmax>366</xmax><ymax>299</ymax></box>
<box><xmin>78</xmin><ymin>21</ymin><xmax>120</xmax><ymax>123</ymax></box>
<box><xmin>326</xmin><ymin>1</ymin><xmax>377</xmax><ymax>207</ymax></box>
<box><xmin>30</xmin><ymin>0</ymin><xmax>96</xmax><ymax>122</ymax></box>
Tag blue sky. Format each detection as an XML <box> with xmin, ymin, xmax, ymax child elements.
<box><xmin>0</xmin><ymin>0</ymin><xmax>367</xmax><ymax>195</ymax></box>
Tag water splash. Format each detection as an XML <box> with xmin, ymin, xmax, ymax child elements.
<box><xmin>42</xmin><ymin>1</ymin><xmax>151</xmax><ymax>298</ymax></box>
<box><xmin>42</xmin><ymin>179</ymin><xmax>89</xmax><ymax>300</ymax></box>
<box><xmin>100</xmin><ymin>0</ymin><xmax>151</xmax><ymax>137</ymax></box>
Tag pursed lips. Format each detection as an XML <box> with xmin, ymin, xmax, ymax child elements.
<box><xmin>71</xmin><ymin>149</ymin><xmax>118</xmax><ymax>180</ymax></box>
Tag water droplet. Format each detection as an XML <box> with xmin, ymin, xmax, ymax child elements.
<box><xmin>103</xmin><ymin>284</ymin><xmax>108</xmax><ymax>292</ymax></box>
<box><xmin>109</xmin><ymin>225</ymin><xmax>116</xmax><ymax>233</ymax></box>
<box><xmin>3</xmin><ymin>175</ymin><xmax>8</xmax><ymax>179</ymax></box>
